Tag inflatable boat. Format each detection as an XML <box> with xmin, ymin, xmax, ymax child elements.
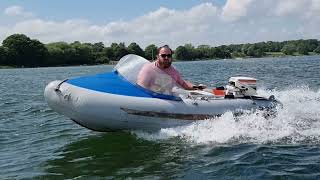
<box><xmin>44</xmin><ymin>54</ymin><xmax>281</xmax><ymax>131</ymax></box>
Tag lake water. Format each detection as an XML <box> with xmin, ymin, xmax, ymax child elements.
<box><xmin>1</xmin><ymin>56</ymin><xmax>320</xmax><ymax>179</ymax></box>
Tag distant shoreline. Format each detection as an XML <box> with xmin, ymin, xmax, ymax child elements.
<box><xmin>1</xmin><ymin>34</ymin><xmax>319</xmax><ymax>68</ymax></box>
<box><xmin>1</xmin><ymin>53</ymin><xmax>319</xmax><ymax>69</ymax></box>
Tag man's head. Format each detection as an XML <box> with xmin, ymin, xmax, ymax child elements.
<box><xmin>156</xmin><ymin>45</ymin><xmax>173</xmax><ymax>69</ymax></box>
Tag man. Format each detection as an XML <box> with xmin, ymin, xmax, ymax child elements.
<box><xmin>137</xmin><ymin>45</ymin><xmax>204</xmax><ymax>95</ymax></box>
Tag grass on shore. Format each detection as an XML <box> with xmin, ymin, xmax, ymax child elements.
<box><xmin>0</xmin><ymin>66</ymin><xmax>14</xmax><ymax>69</ymax></box>
<box><xmin>265</xmin><ymin>52</ymin><xmax>285</xmax><ymax>57</ymax></box>
<box><xmin>265</xmin><ymin>52</ymin><xmax>320</xmax><ymax>57</ymax></box>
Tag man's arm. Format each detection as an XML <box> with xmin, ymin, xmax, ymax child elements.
<box><xmin>137</xmin><ymin>65</ymin><xmax>151</xmax><ymax>89</ymax></box>
<box><xmin>181</xmin><ymin>80</ymin><xmax>196</xmax><ymax>90</ymax></box>
<box><xmin>137</xmin><ymin>76</ymin><xmax>149</xmax><ymax>89</ymax></box>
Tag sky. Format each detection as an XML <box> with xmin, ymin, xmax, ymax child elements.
<box><xmin>0</xmin><ymin>0</ymin><xmax>319</xmax><ymax>48</ymax></box>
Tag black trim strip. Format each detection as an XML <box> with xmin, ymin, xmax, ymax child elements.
<box><xmin>120</xmin><ymin>107</ymin><xmax>220</xmax><ymax>120</ymax></box>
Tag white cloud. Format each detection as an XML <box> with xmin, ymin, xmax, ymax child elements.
<box><xmin>221</xmin><ymin>0</ymin><xmax>253</xmax><ymax>22</ymax></box>
<box><xmin>0</xmin><ymin>1</ymin><xmax>320</xmax><ymax>48</ymax></box>
<box><xmin>272</xmin><ymin>0</ymin><xmax>319</xmax><ymax>20</ymax></box>
<box><xmin>4</xmin><ymin>6</ymin><xmax>34</xmax><ymax>18</ymax></box>
<box><xmin>306</xmin><ymin>0</ymin><xmax>320</xmax><ymax>20</ymax></box>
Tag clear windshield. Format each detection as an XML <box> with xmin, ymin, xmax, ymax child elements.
<box><xmin>114</xmin><ymin>54</ymin><xmax>182</xmax><ymax>96</ymax></box>
<box><xmin>114</xmin><ymin>54</ymin><xmax>149</xmax><ymax>84</ymax></box>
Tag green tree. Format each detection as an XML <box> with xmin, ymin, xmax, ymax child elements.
<box><xmin>220</xmin><ymin>45</ymin><xmax>231</xmax><ymax>58</ymax></box>
<box><xmin>0</xmin><ymin>46</ymin><xmax>8</xmax><ymax>65</ymax></box>
<box><xmin>48</xmin><ymin>42</ymin><xmax>70</xmax><ymax>50</ymax></box>
<box><xmin>46</xmin><ymin>41</ymin><xmax>97</xmax><ymax>66</ymax></box>
<box><xmin>265</xmin><ymin>41</ymin><xmax>275</xmax><ymax>52</ymax></box>
<box><xmin>281</xmin><ymin>44</ymin><xmax>296</xmax><ymax>55</ymax></box>
<box><xmin>102</xmin><ymin>47</ymin><xmax>113</xmax><ymax>63</ymax></box>
<box><xmin>144</xmin><ymin>44</ymin><xmax>157</xmax><ymax>60</ymax></box>
<box><xmin>175</xmin><ymin>46</ymin><xmax>189</xmax><ymax>60</ymax></box>
<box><xmin>207</xmin><ymin>47</ymin><xmax>217</xmax><ymax>58</ymax></box>
<box><xmin>70</xmin><ymin>41</ymin><xmax>81</xmax><ymax>46</ymax></box>
<box><xmin>231</xmin><ymin>51</ymin><xmax>246</xmax><ymax>58</ymax></box>
<box><xmin>2</xmin><ymin>34</ymin><xmax>48</xmax><ymax>67</ymax></box>
<box><xmin>314</xmin><ymin>46</ymin><xmax>320</xmax><ymax>53</ymax></box>
<box><xmin>228</xmin><ymin>44</ymin><xmax>243</xmax><ymax>53</ymax></box>
<box><xmin>71</xmin><ymin>42</ymin><xmax>94</xmax><ymax>65</ymax></box>
<box><xmin>241</xmin><ymin>43</ymin><xmax>251</xmax><ymax>55</ymax></box>
<box><xmin>95</xmin><ymin>55</ymin><xmax>109</xmax><ymax>64</ymax></box>
<box><xmin>111</xmin><ymin>42</ymin><xmax>129</xmax><ymax>60</ymax></box>
<box><xmin>184</xmin><ymin>44</ymin><xmax>197</xmax><ymax>60</ymax></box>
<box><xmin>196</xmin><ymin>45</ymin><xmax>211</xmax><ymax>59</ymax></box>
<box><xmin>91</xmin><ymin>42</ymin><xmax>106</xmax><ymax>63</ymax></box>
<box><xmin>246</xmin><ymin>44</ymin><xmax>265</xmax><ymax>57</ymax></box>
<box><xmin>127</xmin><ymin>42</ymin><xmax>144</xmax><ymax>57</ymax></box>
<box><xmin>46</xmin><ymin>42</ymin><xmax>76</xmax><ymax>65</ymax></box>
<box><xmin>304</xmin><ymin>39</ymin><xmax>318</xmax><ymax>51</ymax></box>
<box><xmin>63</xmin><ymin>47</ymin><xmax>77</xmax><ymax>65</ymax></box>
<box><xmin>93</xmin><ymin>42</ymin><xmax>105</xmax><ymax>52</ymax></box>
<box><xmin>297</xmin><ymin>43</ymin><xmax>309</xmax><ymax>55</ymax></box>
<box><xmin>214</xmin><ymin>46</ymin><xmax>231</xmax><ymax>59</ymax></box>
<box><xmin>45</xmin><ymin>45</ymin><xmax>65</xmax><ymax>66</ymax></box>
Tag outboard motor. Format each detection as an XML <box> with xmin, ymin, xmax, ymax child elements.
<box><xmin>226</xmin><ymin>77</ymin><xmax>257</xmax><ymax>97</ymax></box>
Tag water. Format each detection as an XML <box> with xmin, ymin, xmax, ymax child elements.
<box><xmin>0</xmin><ymin>56</ymin><xmax>320</xmax><ymax>179</ymax></box>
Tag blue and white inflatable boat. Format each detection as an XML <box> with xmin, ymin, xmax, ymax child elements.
<box><xmin>44</xmin><ymin>54</ymin><xmax>280</xmax><ymax>131</ymax></box>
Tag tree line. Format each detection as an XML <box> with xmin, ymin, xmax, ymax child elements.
<box><xmin>0</xmin><ymin>34</ymin><xmax>320</xmax><ymax>67</ymax></box>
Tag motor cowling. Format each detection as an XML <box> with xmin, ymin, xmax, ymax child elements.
<box><xmin>226</xmin><ymin>77</ymin><xmax>257</xmax><ymax>97</ymax></box>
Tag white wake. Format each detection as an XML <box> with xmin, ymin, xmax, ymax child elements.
<box><xmin>133</xmin><ymin>87</ymin><xmax>320</xmax><ymax>144</ymax></box>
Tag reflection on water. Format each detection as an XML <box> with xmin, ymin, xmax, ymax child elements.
<box><xmin>38</xmin><ymin>132</ymin><xmax>191</xmax><ymax>179</ymax></box>
<box><xmin>38</xmin><ymin>132</ymin><xmax>320</xmax><ymax>179</ymax></box>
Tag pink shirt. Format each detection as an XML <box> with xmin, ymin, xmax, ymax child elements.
<box><xmin>137</xmin><ymin>62</ymin><xmax>188</xmax><ymax>90</ymax></box>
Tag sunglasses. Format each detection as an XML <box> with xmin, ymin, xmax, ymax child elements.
<box><xmin>159</xmin><ymin>54</ymin><xmax>172</xmax><ymax>58</ymax></box>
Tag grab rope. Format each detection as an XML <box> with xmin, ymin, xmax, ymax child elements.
<box><xmin>54</xmin><ymin>79</ymin><xmax>69</xmax><ymax>92</ymax></box>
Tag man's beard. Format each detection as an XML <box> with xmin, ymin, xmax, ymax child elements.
<box><xmin>162</xmin><ymin>61</ymin><xmax>172</xmax><ymax>68</ymax></box>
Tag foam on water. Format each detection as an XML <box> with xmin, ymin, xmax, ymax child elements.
<box><xmin>134</xmin><ymin>87</ymin><xmax>320</xmax><ymax>144</ymax></box>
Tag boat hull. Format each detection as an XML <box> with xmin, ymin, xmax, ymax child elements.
<box><xmin>44</xmin><ymin>80</ymin><xmax>278</xmax><ymax>131</ymax></box>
